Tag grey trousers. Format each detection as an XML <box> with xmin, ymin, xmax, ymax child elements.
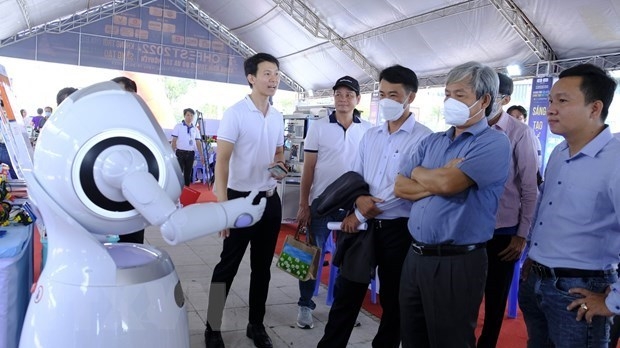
<box><xmin>399</xmin><ymin>247</ymin><xmax>487</xmax><ymax>348</ymax></box>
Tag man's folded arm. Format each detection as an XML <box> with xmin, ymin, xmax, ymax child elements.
<box><xmin>394</xmin><ymin>174</ymin><xmax>432</xmax><ymax>201</ymax></box>
<box><xmin>410</xmin><ymin>166</ymin><xmax>474</xmax><ymax>196</ymax></box>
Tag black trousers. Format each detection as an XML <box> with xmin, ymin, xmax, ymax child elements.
<box><xmin>175</xmin><ymin>149</ymin><xmax>195</xmax><ymax>186</ymax></box>
<box><xmin>478</xmin><ymin>234</ymin><xmax>518</xmax><ymax>348</ymax></box>
<box><xmin>318</xmin><ymin>218</ymin><xmax>411</xmax><ymax>348</ymax></box>
<box><xmin>206</xmin><ymin>189</ymin><xmax>281</xmax><ymax>331</ymax></box>
<box><xmin>400</xmin><ymin>247</ymin><xmax>487</xmax><ymax>348</ymax></box>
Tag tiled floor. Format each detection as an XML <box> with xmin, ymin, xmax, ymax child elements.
<box><xmin>144</xmin><ymin>226</ymin><xmax>380</xmax><ymax>348</ymax></box>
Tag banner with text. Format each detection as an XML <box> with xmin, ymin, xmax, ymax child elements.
<box><xmin>0</xmin><ymin>0</ymin><xmax>270</xmax><ymax>88</ymax></box>
<box><xmin>528</xmin><ymin>76</ymin><xmax>560</xmax><ymax>173</ymax></box>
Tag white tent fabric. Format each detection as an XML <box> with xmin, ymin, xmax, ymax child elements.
<box><xmin>0</xmin><ymin>0</ymin><xmax>618</xmax><ymax>91</ymax></box>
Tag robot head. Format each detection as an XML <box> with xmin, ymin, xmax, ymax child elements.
<box><xmin>33</xmin><ymin>81</ymin><xmax>182</xmax><ymax>235</ymax></box>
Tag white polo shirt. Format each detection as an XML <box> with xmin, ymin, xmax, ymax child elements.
<box><xmin>305</xmin><ymin>111</ymin><xmax>371</xmax><ymax>203</ymax></box>
<box><xmin>171</xmin><ymin>121</ymin><xmax>201</xmax><ymax>151</ymax></box>
<box><xmin>217</xmin><ymin>96</ymin><xmax>284</xmax><ymax>191</ymax></box>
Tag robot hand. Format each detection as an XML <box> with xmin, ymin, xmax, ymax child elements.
<box><xmin>122</xmin><ymin>171</ymin><xmax>267</xmax><ymax>245</ymax></box>
<box><xmin>218</xmin><ymin>190</ymin><xmax>267</xmax><ymax>229</ymax></box>
<box><xmin>160</xmin><ymin>190</ymin><xmax>266</xmax><ymax>245</ymax></box>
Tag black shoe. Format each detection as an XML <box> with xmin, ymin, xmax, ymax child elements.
<box><xmin>246</xmin><ymin>323</ymin><xmax>273</xmax><ymax>348</ymax></box>
<box><xmin>204</xmin><ymin>328</ymin><xmax>225</xmax><ymax>348</ymax></box>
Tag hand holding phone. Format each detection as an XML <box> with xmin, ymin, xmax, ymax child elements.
<box><xmin>268</xmin><ymin>163</ymin><xmax>288</xmax><ymax>178</ymax></box>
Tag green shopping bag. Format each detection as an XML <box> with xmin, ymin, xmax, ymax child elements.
<box><xmin>276</xmin><ymin>226</ymin><xmax>320</xmax><ymax>281</ymax></box>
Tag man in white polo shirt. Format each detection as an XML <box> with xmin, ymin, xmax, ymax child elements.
<box><xmin>204</xmin><ymin>53</ymin><xmax>287</xmax><ymax>348</ymax></box>
<box><xmin>295</xmin><ymin>75</ymin><xmax>371</xmax><ymax>330</ymax></box>
<box><xmin>171</xmin><ymin>108</ymin><xmax>205</xmax><ymax>187</ymax></box>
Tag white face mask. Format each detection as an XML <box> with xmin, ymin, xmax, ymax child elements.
<box><xmin>443</xmin><ymin>98</ymin><xmax>482</xmax><ymax>126</ymax></box>
<box><xmin>486</xmin><ymin>96</ymin><xmax>504</xmax><ymax>120</ymax></box>
<box><xmin>379</xmin><ymin>95</ymin><xmax>409</xmax><ymax>122</ymax></box>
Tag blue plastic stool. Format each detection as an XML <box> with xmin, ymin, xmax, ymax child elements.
<box><xmin>193</xmin><ymin>161</ymin><xmax>205</xmax><ymax>184</ymax></box>
<box><xmin>370</xmin><ymin>272</ymin><xmax>377</xmax><ymax>304</ymax></box>
<box><xmin>314</xmin><ymin>230</ymin><xmax>377</xmax><ymax>305</ymax></box>
<box><xmin>314</xmin><ymin>230</ymin><xmax>337</xmax><ymax>304</ymax></box>
<box><xmin>507</xmin><ymin>254</ymin><xmax>526</xmax><ymax>318</ymax></box>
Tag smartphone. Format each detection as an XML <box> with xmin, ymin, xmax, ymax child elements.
<box><xmin>268</xmin><ymin>164</ymin><xmax>287</xmax><ymax>177</ymax></box>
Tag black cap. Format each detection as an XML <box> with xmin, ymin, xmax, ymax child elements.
<box><xmin>498</xmin><ymin>73</ymin><xmax>514</xmax><ymax>96</ymax></box>
<box><xmin>332</xmin><ymin>76</ymin><xmax>360</xmax><ymax>95</ymax></box>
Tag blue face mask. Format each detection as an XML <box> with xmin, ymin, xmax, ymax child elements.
<box><xmin>44</xmin><ymin>111</ymin><xmax>51</xmax><ymax>117</ymax></box>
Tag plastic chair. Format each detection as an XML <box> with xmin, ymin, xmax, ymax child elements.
<box><xmin>314</xmin><ymin>230</ymin><xmax>377</xmax><ymax>305</ymax></box>
<box><xmin>507</xmin><ymin>253</ymin><xmax>527</xmax><ymax>318</ymax></box>
<box><xmin>192</xmin><ymin>161</ymin><xmax>205</xmax><ymax>184</ymax></box>
<box><xmin>314</xmin><ymin>230</ymin><xmax>338</xmax><ymax>305</ymax></box>
<box><xmin>370</xmin><ymin>272</ymin><xmax>377</xmax><ymax>304</ymax></box>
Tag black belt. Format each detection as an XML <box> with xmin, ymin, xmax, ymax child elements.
<box><xmin>371</xmin><ymin>217</ymin><xmax>407</xmax><ymax>229</ymax></box>
<box><xmin>411</xmin><ymin>241</ymin><xmax>486</xmax><ymax>256</ymax></box>
<box><xmin>530</xmin><ymin>260</ymin><xmax>616</xmax><ymax>279</ymax></box>
<box><xmin>176</xmin><ymin>149</ymin><xmax>194</xmax><ymax>153</ymax></box>
<box><xmin>229</xmin><ymin>188</ymin><xmax>276</xmax><ymax>198</ymax></box>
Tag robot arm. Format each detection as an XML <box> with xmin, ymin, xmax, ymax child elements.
<box><xmin>121</xmin><ymin>171</ymin><xmax>266</xmax><ymax>245</ymax></box>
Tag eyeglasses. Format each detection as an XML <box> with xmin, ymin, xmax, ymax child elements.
<box><xmin>334</xmin><ymin>91</ymin><xmax>357</xmax><ymax>99</ymax></box>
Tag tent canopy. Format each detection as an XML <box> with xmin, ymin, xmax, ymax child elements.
<box><xmin>1</xmin><ymin>0</ymin><xmax>619</xmax><ymax>94</ymax></box>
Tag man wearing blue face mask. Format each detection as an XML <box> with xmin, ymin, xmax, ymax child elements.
<box><xmin>37</xmin><ymin>106</ymin><xmax>53</xmax><ymax>129</ymax></box>
<box><xmin>318</xmin><ymin>65</ymin><xmax>432</xmax><ymax>348</ymax></box>
<box><xmin>394</xmin><ymin>61</ymin><xmax>510</xmax><ymax>348</ymax></box>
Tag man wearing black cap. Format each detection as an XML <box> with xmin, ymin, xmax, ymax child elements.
<box><xmin>295</xmin><ymin>75</ymin><xmax>370</xmax><ymax>330</ymax></box>
<box><xmin>477</xmin><ymin>73</ymin><xmax>539</xmax><ymax>348</ymax></box>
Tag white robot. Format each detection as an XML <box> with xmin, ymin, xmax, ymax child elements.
<box><xmin>17</xmin><ymin>82</ymin><xmax>266</xmax><ymax>347</ymax></box>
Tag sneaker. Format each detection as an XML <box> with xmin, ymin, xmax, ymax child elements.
<box><xmin>296</xmin><ymin>306</ymin><xmax>314</xmax><ymax>329</ymax></box>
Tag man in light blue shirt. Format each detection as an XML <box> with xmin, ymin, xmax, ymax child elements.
<box><xmin>394</xmin><ymin>61</ymin><xmax>510</xmax><ymax>347</ymax></box>
<box><xmin>318</xmin><ymin>65</ymin><xmax>432</xmax><ymax>348</ymax></box>
<box><xmin>519</xmin><ymin>63</ymin><xmax>620</xmax><ymax>348</ymax></box>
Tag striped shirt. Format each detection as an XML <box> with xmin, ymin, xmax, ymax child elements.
<box><xmin>353</xmin><ymin>113</ymin><xmax>432</xmax><ymax>221</ymax></box>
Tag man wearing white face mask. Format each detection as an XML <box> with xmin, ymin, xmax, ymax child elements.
<box><xmin>318</xmin><ymin>65</ymin><xmax>432</xmax><ymax>348</ymax></box>
<box><xmin>477</xmin><ymin>73</ymin><xmax>539</xmax><ymax>348</ymax></box>
<box><xmin>395</xmin><ymin>61</ymin><xmax>510</xmax><ymax>348</ymax></box>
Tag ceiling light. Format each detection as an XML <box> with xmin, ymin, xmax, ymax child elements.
<box><xmin>506</xmin><ymin>65</ymin><xmax>522</xmax><ymax>76</ymax></box>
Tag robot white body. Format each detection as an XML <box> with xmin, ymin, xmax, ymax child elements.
<box><xmin>17</xmin><ymin>82</ymin><xmax>265</xmax><ymax>347</ymax></box>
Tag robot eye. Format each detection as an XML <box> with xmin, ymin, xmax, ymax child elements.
<box><xmin>79</xmin><ymin>136</ymin><xmax>159</xmax><ymax>213</ymax></box>
<box><xmin>234</xmin><ymin>214</ymin><xmax>253</xmax><ymax>228</ymax></box>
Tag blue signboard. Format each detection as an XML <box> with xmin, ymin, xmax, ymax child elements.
<box><xmin>0</xmin><ymin>39</ymin><xmax>36</xmax><ymax>60</ymax></box>
<box><xmin>227</xmin><ymin>55</ymin><xmax>247</xmax><ymax>85</ymax></box>
<box><xmin>124</xmin><ymin>41</ymin><xmax>161</xmax><ymax>75</ymax></box>
<box><xmin>162</xmin><ymin>3</ymin><xmax>186</xmax><ymax>48</ymax></box>
<box><xmin>185</xmin><ymin>15</ymin><xmax>212</xmax><ymax>51</ymax></box>
<box><xmin>80</xmin><ymin>36</ymin><xmax>125</xmax><ymax>70</ymax></box>
<box><xmin>37</xmin><ymin>33</ymin><xmax>79</xmax><ymax>65</ymax></box>
<box><xmin>160</xmin><ymin>46</ymin><xmax>197</xmax><ymax>79</ymax></box>
<box><xmin>528</xmin><ymin>76</ymin><xmax>563</xmax><ymax>173</ymax></box>
<box><xmin>0</xmin><ymin>0</ymin><xmax>249</xmax><ymax>86</ymax></box>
